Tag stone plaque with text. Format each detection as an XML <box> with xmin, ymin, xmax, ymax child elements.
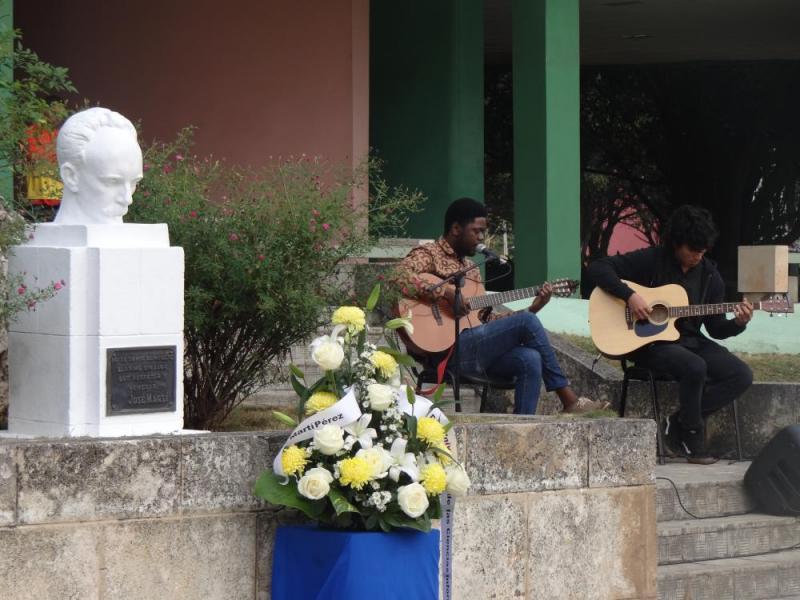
<box><xmin>107</xmin><ymin>346</ymin><xmax>176</xmax><ymax>414</ymax></box>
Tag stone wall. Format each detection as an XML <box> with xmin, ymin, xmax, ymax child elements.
<box><xmin>0</xmin><ymin>418</ymin><xmax>656</xmax><ymax>599</ymax></box>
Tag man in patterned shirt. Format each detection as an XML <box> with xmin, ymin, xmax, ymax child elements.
<box><xmin>396</xmin><ymin>197</ymin><xmax>606</xmax><ymax>415</ymax></box>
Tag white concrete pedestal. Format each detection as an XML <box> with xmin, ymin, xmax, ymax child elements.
<box><xmin>7</xmin><ymin>223</ymin><xmax>185</xmax><ymax>437</ymax></box>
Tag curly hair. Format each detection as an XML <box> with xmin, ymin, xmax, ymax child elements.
<box><xmin>443</xmin><ymin>197</ymin><xmax>487</xmax><ymax>236</ymax></box>
<box><xmin>662</xmin><ymin>205</ymin><xmax>719</xmax><ymax>251</ymax></box>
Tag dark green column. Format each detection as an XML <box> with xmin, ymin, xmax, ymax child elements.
<box><xmin>0</xmin><ymin>0</ymin><xmax>12</xmax><ymax>205</ymax></box>
<box><xmin>512</xmin><ymin>0</ymin><xmax>580</xmax><ymax>286</ymax></box>
<box><xmin>370</xmin><ymin>0</ymin><xmax>483</xmax><ymax>240</ymax></box>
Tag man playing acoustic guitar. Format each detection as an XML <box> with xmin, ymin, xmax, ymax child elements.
<box><xmin>395</xmin><ymin>197</ymin><xmax>607</xmax><ymax>415</ymax></box>
<box><xmin>588</xmin><ymin>205</ymin><xmax>754</xmax><ymax>464</ymax></box>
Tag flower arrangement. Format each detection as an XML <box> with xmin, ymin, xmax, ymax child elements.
<box><xmin>255</xmin><ymin>286</ymin><xmax>471</xmax><ymax>532</ymax></box>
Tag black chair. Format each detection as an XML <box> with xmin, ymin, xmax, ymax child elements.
<box><xmin>618</xmin><ymin>359</ymin><xmax>743</xmax><ymax>464</ymax></box>
<box><xmin>412</xmin><ymin>360</ymin><xmax>516</xmax><ymax>413</ymax></box>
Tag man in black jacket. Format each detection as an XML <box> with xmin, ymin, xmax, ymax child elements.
<box><xmin>588</xmin><ymin>205</ymin><xmax>753</xmax><ymax>464</ymax></box>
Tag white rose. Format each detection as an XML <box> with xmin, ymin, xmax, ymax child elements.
<box><xmin>356</xmin><ymin>446</ymin><xmax>392</xmax><ymax>478</ymax></box>
<box><xmin>445</xmin><ymin>466</ymin><xmax>471</xmax><ymax>497</ymax></box>
<box><xmin>311</xmin><ymin>337</ymin><xmax>344</xmax><ymax>371</ymax></box>
<box><xmin>397</xmin><ymin>482</ymin><xmax>430</xmax><ymax>518</ymax></box>
<box><xmin>367</xmin><ymin>383</ymin><xmax>395</xmax><ymax>411</ymax></box>
<box><xmin>297</xmin><ymin>467</ymin><xmax>334</xmax><ymax>500</ymax></box>
<box><xmin>313</xmin><ymin>424</ymin><xmax>345</xmax><ymax>455</ymax></box>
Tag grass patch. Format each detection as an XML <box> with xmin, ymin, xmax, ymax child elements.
<box><xmin>560</xmin><ymin>334</ymin><xmax>800</xmax><ymax>383</ymax></box>
<box><xmin>215</xmin><ymin>405</ymin><xmax>294</xmax><ymax>431</ymax></box>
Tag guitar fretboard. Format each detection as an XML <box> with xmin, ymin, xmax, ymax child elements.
<box><xmin>468</xmin><ymin>286</ymin><xmax>542</xmax><ymax>310</ymax></box>
<box><xmin>668</xmin><ymin>302</ymin><xmax>762</xmax><ymax>318</ymax></box>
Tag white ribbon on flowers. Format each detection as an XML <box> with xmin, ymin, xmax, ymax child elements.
<box><xmin>273</xmin><ymin>388</ymin><xmax>362</xmax><ymax>477</ymax></box>
<box><xmin>395</xmin><ymin>385</ymin><xmax>449</xmax><ymax>425</ymax></box>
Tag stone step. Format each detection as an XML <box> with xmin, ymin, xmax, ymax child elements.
<box><xmin>657</xmin><ymin>548</ymin><xmax>800</xmax><ymax>600</ymax></box>
<box><xmin>657</xmin><ymin>461</ymin><xmax>757</xmax><ymax>522</ymax></box>
<box><xmin>659</xmin><ymin>514</ymin><xmax>800</xmax><ymax>565</ymax></box>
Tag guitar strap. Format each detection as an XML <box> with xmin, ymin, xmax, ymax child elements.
<box><xmin>417</xmin><ymin>345</ymin><xmax>455</xmax><ymax>396</ymax></box>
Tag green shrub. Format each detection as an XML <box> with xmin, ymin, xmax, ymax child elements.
<box><xmin>127</xmin><ymin>130</ymin><xmax>423</xmax><ymax>428</ymax></box>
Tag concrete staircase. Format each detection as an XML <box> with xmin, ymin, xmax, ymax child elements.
<box><xmin>657</xmin><ymin>461</ymin><xmax>800</xmax><ymax>600</ymax></box>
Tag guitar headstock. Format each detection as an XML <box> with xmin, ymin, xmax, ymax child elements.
<box><xmin>761</xmin><ymin>295</ymin><xmax>795</xmax><ymax>315</ymax></box>
<box><xmin>550</xmin><ymin>278</ymin><xmax>580</xmax><ymax>298</ymax></box>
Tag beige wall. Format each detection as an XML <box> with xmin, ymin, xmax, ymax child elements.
<box><xmin>15</xmin><ymin>0</ymin><xmax>369</xmax><ymax>168</ymax></box>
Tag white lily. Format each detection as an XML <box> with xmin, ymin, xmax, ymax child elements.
<box><xmin>344</xmin><ymin>413</ymin><xmax>377</xmax><ymax>449</ymax></box>
<box><xmin>388</xmin><ymin>437</ymin><xmax>420</xmax><ymax>482</ymax></box>
<box><xmin>384</xmin><ymin>312</ymin><xmax>414</xmax><ymax>335</ymax></box>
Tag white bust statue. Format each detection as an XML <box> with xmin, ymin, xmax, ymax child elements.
<box><xmin>54</xmin><ymin>107</ymin><xmax>143</xmax><ymax>225</ymax></box>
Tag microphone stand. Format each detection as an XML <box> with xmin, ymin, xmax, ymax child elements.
<box><xmin>427</xmin><ymin>257</ymin><xmax>495</xmax><ymax>413</ymax></box>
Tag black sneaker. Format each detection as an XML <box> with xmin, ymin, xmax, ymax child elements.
<box><xmin>679</xmin><ymin>426</ymin><xmax>719</xmax><ymax>465</ymax></box>
<box><xmin>663</xmin><ymin>413</ymin><xmax>682</xmax><ymax>457</ymax></box>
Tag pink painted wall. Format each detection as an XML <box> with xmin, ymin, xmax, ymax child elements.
<box><xmin>15</xmin><ymin>0</ymin><xmax>369</xmax><ymax>169</ymax></box>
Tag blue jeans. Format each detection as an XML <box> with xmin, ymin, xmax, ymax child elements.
<box><xmin>455</xmin><ymin>312</ymin><xmax>569</xmax><ymax>415</ymax></box>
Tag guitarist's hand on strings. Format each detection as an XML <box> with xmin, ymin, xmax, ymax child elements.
<box><xmin>733</xmin><ymin>299</ymin><xmax>754</xmax><ymax>326</ymax></box>
<box><xmin>627</xmin><ymin>292</ymin><xmax>652</xmax><ymax>321</ymax></box>
<box><xmin>529</xmin><ymin>282</ymin><xmax>553</xmax><ymax>314</ymax></box>
<box><xmin>443</xmin><ymin>285</ymin><xmax>471</xmax><ymax>317</ymax></box>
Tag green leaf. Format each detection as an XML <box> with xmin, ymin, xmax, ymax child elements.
<box><xmin>432</xmin><ymin>383</ymin><xmax>445</xmax><ymax>402</ymax></box>
<box><xmin>443</xmin><ymin>421</ymin><xmax>454</xmax><ymax>433</ymax></box>
<box><xmin>253</xmin><ymin>471</ymin><xmax>325</xmax><ymax>519</ymax></box>
<box><xmin>328</xmin><ymin>488</ymin><xmax>359</xmax><ymax>516</ymax></box>
<box><xmin>384</xmin><ymin>318</ymin><xmax>407</xmax><ymax>330</ymax></box>
<box><xmin>405</xmin><ymin>413</ymin><xmax>418</xmax><ymax>440</ymax></box>
<box><xmin>406</xmin><ymin>385</ymin><xmax>416</xmax><ymax>406</ymax></box>
<box><xmin>366</xmin><ymin>283</ymin><xmax>381</xmax><ymax>311</ymax></box>
<box><xmin>290</xmin><ymin>374</ymin><xmax>309</xmax><ymax>401</ymax></box>
<box><xmin>429</xmin><ymin>496</ymin><xmax>442</xmax><ymax>520</ymax></box>
<box><xmin>382</xmin><ymin>511</ymin><xmax>432</xmax><ymax>533</ymax></box>
<box><xmin>430</xmin><ymin>399</ymin><xmax>456</xmax><ymax>411</ymax></box>
<box><xmin>271</xmin><ymin>410</ymin><xmax>299</xmax><ymax>427</ymax></box>
<box><xmin>376</xmin><ymin>346</ymin><xmax>415</xmax><ymax>366</ymax></box>
<box><xmin>429</xmin><ymin>445</ymin><xmax>455</xmax><ymax>464</ymax></box>
<box><xmin>289</xmin><ymin>364</ymin><xmax>305</xmax><ymax>380</ymax></box>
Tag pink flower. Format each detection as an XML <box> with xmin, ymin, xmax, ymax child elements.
<box><xmin>189</xmin><ymin>210</ymin><xmax>198</xmax><ymax>219</ymax></box>
<box><xmin>312</xmin><ymin>209</ymin><xmax>321</xmax><ymax>217</ymax></box>
<box><xmin>163</xmin><ymin>164</ymin><xmax>173</xmax><ymax>174</ymax></box>
<box><xmin>144</xmin><ymin>164</ymin><xmax>152</xmax><ymax>171</ymax></box>
<box><xmin>322</xmin><ymin>223</ymin><xmax>330</xmax><ymax>231</ymax></box>
<box><xmin>54</xmin><ymin>282</ymin><xmax>63</xmax><ymax>291</ymax></box>
<box><xmin>17</xmin><ymin>285</ymin><xmax>26</xmax><ymax>295</ymax></box>
<box><xmin>175</xmin><ymin>154</ymin><xmax>184</xmax><ymax>161</ymax></box>
<box><xmin>257</xmin><ymin>254</ymin><xmax>266</xmax><ymax>262</ymax></box>
<box><xmin>228</xmin><ymin>233</ymin><xmax>239</xmax><ymax>242</ymax></box>
<box><xmin>143</xmin><ymin>191</ymin><xmax>151</xmax><ymax>197</ymax></box>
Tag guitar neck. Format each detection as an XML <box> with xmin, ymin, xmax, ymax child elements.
<box><xmin>668</xmin><ymin>302</ymin><xmax>761</xmax><ymax>318</ymax></box>
<box><xmin>468</xmin><ymin>286</ymin><xmax>542</xmax><ymax>310</ymax></box>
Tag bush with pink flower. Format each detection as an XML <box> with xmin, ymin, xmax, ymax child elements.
<box><xmin>127</xmin><ymin>129</ymin><xmax>423</xmax><ymax>428</ymax></box>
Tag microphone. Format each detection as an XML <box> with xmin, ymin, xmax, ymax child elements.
<box><xmin>475</xmin><ymin>243</ymin><xmax>507</xmax><ymax>264</ymax></box>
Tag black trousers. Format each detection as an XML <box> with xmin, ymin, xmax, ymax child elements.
<box><xmin>630</xmin><ymin>336</ymin><xmax>753</xmax><ymax>430</ymax></box>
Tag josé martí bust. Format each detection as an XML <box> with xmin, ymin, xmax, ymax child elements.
<box><xmin>5</xmin><ymin>107</ymin><xmax>187</xmax><ymax>438</ymax></box>
<box><xmin>53</xmin><ymin>107</ymin><xmax>143</xmax><ymax>225</ymax></box>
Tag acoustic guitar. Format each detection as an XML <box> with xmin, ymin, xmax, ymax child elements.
<box><xmin>589</xmin><ymin>280</ymin><xmax>794</xmax><ymax>357</ymax></box>
<box><xmin>397</xmin><ymin>274</ymin><xmax>579</xmax><ymax>355</ymax></box>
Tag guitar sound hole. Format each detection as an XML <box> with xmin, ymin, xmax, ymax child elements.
<box><xmin>648</xmin><ymin>303</ymin><xmax>669</xmax><ymax>325</ymax></box>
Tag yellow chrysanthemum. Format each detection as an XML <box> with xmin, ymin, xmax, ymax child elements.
<box><xmin>369</xmin><ymin>351</ymin><xmax>398</xmax><ymax>379</ymax></box>
<box><xmin>420</xmin><ymin>463</ymin><xmax>447</xmax><ymax>495</ymax></box>
<box><xmin>332</xmin><ymin>306</ymin><xmax>366</xmax><ymax>333</ymax></box>
<box><xmin>416</xmin><ymin>417</ymin><xmax>445</xmax><ymax>445</ymax></box>
<box><xmin>304</xmin><ymin>391</ymin><xmax>338</xmax><ymax>415</ymax></box>
<box><xmin>338</xmin><ymin>457</ymin><xmax>372</xmax><ymax>490</ymax></box>
<box><xmin>433</xmin><ymin>441</ymin><xmax>453</xmax><ymax>466</ymax></box>
<box><xmin>281</xmin><ymin>445</ymin><xmax>308</xmax><ymax>476</ymax></box>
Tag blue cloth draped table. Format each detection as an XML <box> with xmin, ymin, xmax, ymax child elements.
<box><xmin>271</xmin><ymin>525</ymin><xmax>441</xmax><ymax>600</ymax></box>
